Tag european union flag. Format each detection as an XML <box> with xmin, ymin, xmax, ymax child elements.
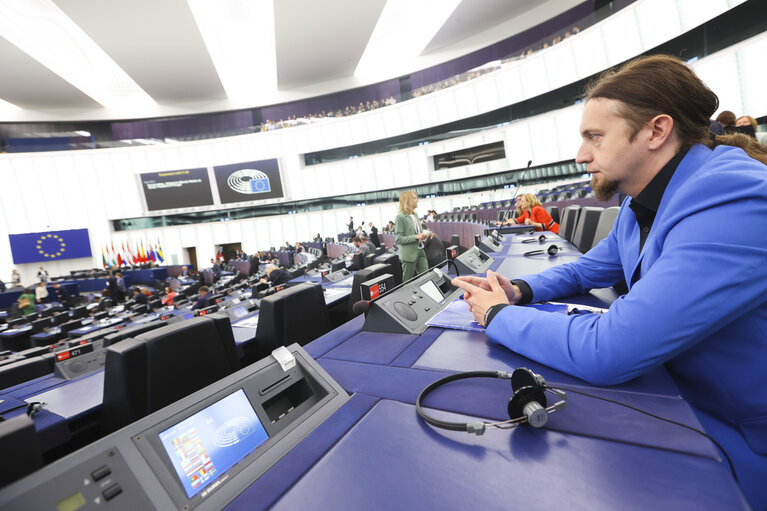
<box><xmin>9</xmin><ymin>228</ymin><xmax>92</xmax><ymax>264</ymax></box>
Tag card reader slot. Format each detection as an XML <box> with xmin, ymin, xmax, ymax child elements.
<box><xmin>259</xmin><ymin>374</ymin><xmax>292</xmax><ymax>396</ymax></box>
<box><xmin>263</xmin><ymin>378</ymin><xmax>314</xmax><ymax>424</ymax></box>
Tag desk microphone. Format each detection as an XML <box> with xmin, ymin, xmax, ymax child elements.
<box><xmin>500</xmin><ymin>160</ymin><xmax>532</xmax><ymax>225</ymax></box>
<box><xmin>352</xmin><ymin>300</ymin><xmax>371</xmax><ymax>316</ymax></box>
<box><xmin>523</xmin><ymin>245</ymin><xmax>565</xmax><ymax>257</ymax></box>
<box><xmin>521</xmin><ymin>235</ymin><xmax>548</xmax><ymax>244</ymax></box>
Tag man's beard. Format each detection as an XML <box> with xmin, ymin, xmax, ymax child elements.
<box><xmin>591</xmin><ymin>175</ymin><xmax>620</xmax><ymax>202</ymax></box>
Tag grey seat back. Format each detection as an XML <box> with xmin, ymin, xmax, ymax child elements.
<box><xmin>559</xmin><ymin>205</ymin><xmax>582</xmax><ymax>243</ymax></box>
<box><xmin>591</xmin><ymin>207</ymin><xmax>621</xmax><ymax>249</ymax></box>
<box><xmin>571</xmin><ymin>207</ymin><xmax>604</xmax><ymax>253</ymax></box>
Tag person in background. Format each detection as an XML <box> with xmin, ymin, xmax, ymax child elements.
<box><xmin>210</xmin><ymin>258</ymin><xmax>221</xmax><ymax>281</ymax></box>
<box><xmin>191</xmin><ymin>286</ymin><xmax>209</xmax><ymax>310</ymax></box>
<box><xmin>499</xmin><ymin>193</ymin><xmax>559</xmax><ymax>233</ymax></box>
<box><xmin>10</xmin><ymin>269</ymin><xmax>21</xmax><ymax>288</ymax></box>
<box><xmin>368</xmin><ymin>221</ymin><xmax>381</xmax><ymax>247</ymax></box>
<box><xmin>735</xmin><ymin>115</ymin><xmax>758</xmax><ymax>139</ymax></box>
<box><xmin>295</xmin><ymin>242</ymin><xmax>305</xmax><ymax>254</ymax></box>
<box><xmin>180</xmin><ymin>265</ymin><xmax>189</xmax><ymax>277</ymax></box>
<box><xmin>383</xmin><ymin>220</ymin><xmax>395</xmax><ymax>233</ymax></box>
<box><xmin>130</xmin><ymin>287</ymin><xmax>148</xmax><ymax>305</ymax></box>
<box><xmin>352</xmin><ymin>236</ymin><xmax>371</xmax><ymax>256</ymax></box>
<box><xmin>35</xmin><ymin>281</ymin><xmax>48</xmax><ymax>303</ymax></box>
<box><xmin>314</xmin><ymin>233</ymin><xmax>323</xmax><ymax>242</ymax></box>
<box><xmin>0</xmin><ymin>278</ymin><xmax>5</xmax><ymax>292</ymax></box>
<box><xmin>107</xmin><ymin>272</ymin><xmax>125</xmax><ymax>303</ymax></box>
<box><xmin>363</xmin><ymin>235</ymin><xmax>376</xmax><ymax>253</ymax></box>
<box><xmin>17</xmin><ymin>288</ymin><xmax>36</xmax><ymax>316</ymax></box>
<box><xmin>115</xmin><ymin>272</ymin><xmax>126</xmax><ymax>293</ymax></box>
<box><xmin>395</xmin><ymin>190</ymin><xmax>432</xmax><ymax>280</ymax></box>
<box><xmin>161</xmin><ymin>285</ymin><xmax>177</xmax><ymax>307</ymax></box>
<box><xmin>348</xmin><ymin>217</ymin><xmax>354</xmax><ymax>234</ymax></box>
<box><xmin>716</xmin><ymin>110</ymin><xmax>737</xmax><ymax>133</ymax></box>
<box><xmin>51</xmin><ymin>282</ymin><xmax>70</xmax><ymax>308</ymax></box>
<box><xmin>261</xmin><ymin>265</ymin><xmax>291</xmax><ymax>286</ymax></box>
<box><xmin>37</xmin><ymin>266</ymin><xmax>49</xmax><ymax>282</ymax></box>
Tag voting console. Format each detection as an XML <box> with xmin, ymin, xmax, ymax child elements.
<box><xmin>0</xmin><ymin>345</ymin><xmax>348</xmax><ymax>511</ymax></box>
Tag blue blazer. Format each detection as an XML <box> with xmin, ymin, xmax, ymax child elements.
<box><xmin>487</xmin><ymin>144</ymin><xmax>767</xmax><ymax>506</ymax></box>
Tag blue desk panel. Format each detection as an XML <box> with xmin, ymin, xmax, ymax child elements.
<box><xmin>265</xmin><ymin>400</ymin><xmax>745</xmax><ymax>510</ymax></box>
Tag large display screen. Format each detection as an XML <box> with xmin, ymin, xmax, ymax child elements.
<box><xmin>158</xmin><ymin>389</ymin><xmax>269</xmax><ymax>499</ymax></box>
<box><xmin>140</xmin><ymin>168</ymin><xmax>214</xmax><ymax>211</ymax></box>
<box><xmin>213</xmin><ymin>159</ymin><xmax>283</xmax><ymax>204</ymax></box>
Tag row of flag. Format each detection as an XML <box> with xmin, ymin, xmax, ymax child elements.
<box><xmin>101</xmin><ymin>240</ymin><xmax>165</xmax><ymax>268</ymax></box>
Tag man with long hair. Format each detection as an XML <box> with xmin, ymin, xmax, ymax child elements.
<box><xmin>452</xmin><ymin>55</ymin><xmax>767</xmax><ymax>509</ymax></box>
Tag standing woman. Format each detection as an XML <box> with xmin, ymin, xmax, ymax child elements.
<box><xmin>395</xmin><ymin>190</ymin><xmax>432</xmax><ymax>280</ymax></box>
<box><xmin>502</xmin><ymin>193</ymin><xmax>559</xmax><ymax>234</ymax></box>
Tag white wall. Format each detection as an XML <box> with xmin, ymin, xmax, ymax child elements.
<box><xmin>1</xmin><ymin>19</ymin><xmax>765</xmax><ymax>286</ymax></box>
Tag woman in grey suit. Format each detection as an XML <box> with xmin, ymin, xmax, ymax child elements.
<box><xmin>395</xmin><ymin>191</ymin><xmax>432</xmax><ymax>280</ymax></box>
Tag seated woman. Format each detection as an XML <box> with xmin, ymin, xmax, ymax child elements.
<box><xmin>161</xmin><ymin>286</ymin><xmax>177</xmax><ymax>307</ymax></box>
<box><xmin>261</xmin><ymin>265</ymin><xmax>292</xmax><ymax>286</ymax></box>
<box><xmin>500</xmin><ymin>193</ymin><xmax>559</xmax><ymax>234</ymax></box>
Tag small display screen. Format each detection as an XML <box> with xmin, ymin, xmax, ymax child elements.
<box><xmin>159</xmin><ymin>389</ymin><xmax>269</xmax><ymax>499</ymax></box>
<box><xmin>419</xmin><ymin>280</ymin><xmax>445</xmax><ymax>303</ymax></box>
<box><xmin>476</xmin><ymin>250</ymin><xmax>489</xmax><ymax>262</ymax></box>
<box><xmin>57</xmin><ymin>492</ymin><xmax>85</xmax><ymax>511</ymax></box>
<box><xmin>231</xmin><ymin>306</ymin><xmax>248</xmax><ymax>318</ymax></box>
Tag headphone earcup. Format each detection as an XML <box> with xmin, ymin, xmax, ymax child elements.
<box><xmin>547</xmin><ymin>245</ymin><xmax>560</xmax><ymax>256</ymax></box>
<box><xmin>508</xmin><ymin>386</ymin><xmax>549</xmax><ymax>425</ymax></box>
<box><xmin>511</xmin><ymin>367</ymin><xmax>538</xmax><ymax>391</ymax></box>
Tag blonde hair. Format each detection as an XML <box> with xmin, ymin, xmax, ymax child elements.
<box><xmin>736</xmin><ymin>115</ymin><xmax>758</xmax><ymax>130</ymax></box>
<box><xmin>265</xmin><ymin>264</ymin><xmax>278</xmax><ymax>277</ymax></box>
<box><xmin>519</xmin><ymin>193</ymin><xmax>542</xmax><ymax>209</ymax></box>
<box><xmin>399</xmin><ymin>190</ymin><xmax>418</xmax><ymax>214</ymax></box>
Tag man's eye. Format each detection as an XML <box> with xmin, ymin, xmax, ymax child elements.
<box><xmin>589</xmin><ymin>133</ymin><xmax>599</xmax><ymax>140</ymax></box>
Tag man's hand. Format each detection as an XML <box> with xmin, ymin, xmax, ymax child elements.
<box><xmin>451</xmin><ymin>271</ymin><xmax>521</xmax><ymax>325</ymax></box>
<box><xmin>415</xmin><ymin>233</ymin><xmax>428</xmax><ymax>240</ymax></box>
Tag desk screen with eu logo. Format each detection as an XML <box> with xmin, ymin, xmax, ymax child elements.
<box><xmin>214</xmin><ymin>159</ymin><xmax>283</xmax><ymax>204</ymax></box>
<box><xmin>140</xmin><ymin>168</ymin><xmax>215</xmax><ymax>211</ymax></box>
<box><xmin>158</xmin><ymin>389</ymin><xmax>269</xmax><ymax>498</ymax></box>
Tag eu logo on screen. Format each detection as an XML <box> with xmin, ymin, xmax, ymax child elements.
<box><xmin>249</xmin><ymin>177</ymin><xmax>271</xmax><ymax>193</ymax></box>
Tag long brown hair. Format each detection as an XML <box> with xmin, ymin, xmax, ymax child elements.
<box><xmin>585</xmin><ymin>54</ymin><xmax>767</xmax><ymax>165</ymax></box>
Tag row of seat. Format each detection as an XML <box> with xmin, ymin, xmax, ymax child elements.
<box><xmin>555</xmin><ymin>205</ymin><xmax>620</xmax><ymax>253</ymax></box>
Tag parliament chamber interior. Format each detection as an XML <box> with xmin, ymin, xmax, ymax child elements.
<box><xmin>1</xmin><ymin>0</ymin><xmax>766</xmax><ymax>509</ymax></box>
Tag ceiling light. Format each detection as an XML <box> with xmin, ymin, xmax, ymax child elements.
<box><xmin>187</xmin><ymin>0</ymin><xmax>277</xmax><ymax>104</ymax></box>
<box><xmin>355</xmin><ymin>0</ymin><xmax>461</xmax><ymax>82</ymax></box>
<box><xmin>0</xmin><ymin>0</ymin><xmax>156</xmax><ymax>111</ymax></box>
<box><xmin>0</xmin><ymin>96</ymin><xmax>20</xmax><ymax>113</ymax></box>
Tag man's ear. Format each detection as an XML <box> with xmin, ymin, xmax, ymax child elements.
<box><xmin>647</xmin><ymin>114</ymin><xmax>675</xmax><ymax>150</ymax></box>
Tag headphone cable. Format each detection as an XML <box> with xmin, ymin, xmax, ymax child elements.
<box><xmin>551</xmin><ymin>385</ymin><xmax>737</xmax><ymax>482</ymax></box>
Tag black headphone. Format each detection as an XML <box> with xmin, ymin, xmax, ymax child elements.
<box><xmin>521</xmin><ymin>235</ymin><xmax>548</xmax><ymax>244</ymax></box>
<box><xmin>523</xmin><ymin>244</ymin><xmax>564</xmax><ymax>257</ymax></box>
<box><xmin>416</xmin><ymin>368</ymin><xmax>567</xmax><ymax>435</ymax></box>
<box><xmin>0</xmin><ymin>402</ymin><xmax>45</xmax><ymax>422</ymax></box>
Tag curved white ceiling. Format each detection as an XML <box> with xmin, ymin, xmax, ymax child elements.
<box><xmin>0</xmin><ymin>0</ymin><xmax>582</xmax><ymax>122</ymax></box>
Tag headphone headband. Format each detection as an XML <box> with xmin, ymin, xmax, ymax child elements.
<box><xmin>416</xmin><ymin>368</ymin><xmax>567</xmax><ymax>435</ymax></box>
